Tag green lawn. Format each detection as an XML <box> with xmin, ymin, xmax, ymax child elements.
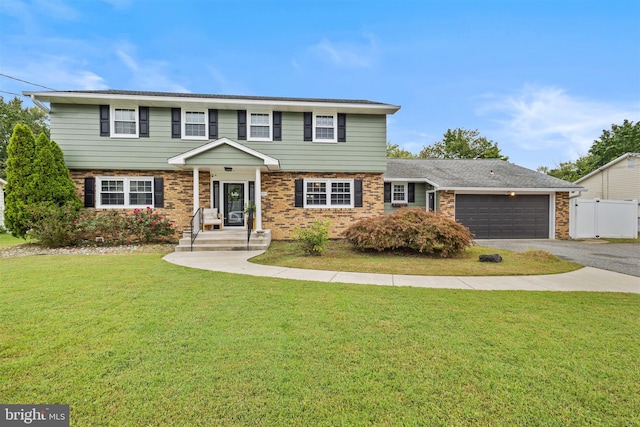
<box><xmin>252</xmin><ymin>240</ymin><xmax>583</xmax><ymax>276</ymax></box>
<box><xmin>1</xmin><ymin>252</ymin><xmax>638</xmax><ymax>426</ymax></box>
<box><xmin>0</xmin><ymin>232</ymin><xmax>25</xmax><ymax>247</ymax></box>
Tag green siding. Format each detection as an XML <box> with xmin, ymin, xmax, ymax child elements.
<box><xmin>384</xmin><ymin>182</ymin><xmax>428</xmax><ymax>213</ymax></box>
<box><xmin>186</xmin><ymin>144</ymin><xmax>264</xmax><ymax>167</ymax></box>
<box><xmin>51</xmin><ymin>104</ymin><xmax>387</xmax><ymax>172</ymax></box>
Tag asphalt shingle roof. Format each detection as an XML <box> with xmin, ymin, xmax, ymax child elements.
<box><xmin>47</xmin><ymin>90</ymin><xmax>391</xmax><ymax>106</ymax></box>
<box><xmin>385</xmin><ymin>158</ymin><xmax>582</xmax><ymax>190</ymax></box>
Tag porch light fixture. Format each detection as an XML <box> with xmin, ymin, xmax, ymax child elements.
<box><xmin>224</xmin><ymin>167</ymin><xmax>233</xmax><ymax>172</ymax></box>
<box><xmin>509</xmin><ymin>191</ymin><xmax>516</xmax><ymax>197</ymax></box>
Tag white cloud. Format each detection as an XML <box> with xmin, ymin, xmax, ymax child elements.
<box><xmin>115</xmin><ymin>45</ymin><xmax>189</xmax><ymax>92</ymax></box>
<box><xmin>310</xmin><ymin>32</ymin><xmax>380</xmax><ymax>68</ymax></box>
<box><xmin>33</xmin><ymin>0</ymin><xmax>80</xmax><ymax>20</ymax></box>
<box><xmin>205</xmin><ymin>67</ymin><xmax>250</xmax><ymax>95</ymax></box>
<box><xmin>477</xmin><ymin>85</ymin><xmax>638</xmax><ymax>161</ymax></box>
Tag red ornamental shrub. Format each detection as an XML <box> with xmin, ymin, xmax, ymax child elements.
<box><xmin>343</xmin><ymin>208</ymin><xmax>473</xmax><ymax>257</ymax></box>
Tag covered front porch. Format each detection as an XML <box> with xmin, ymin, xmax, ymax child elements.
<box><xmin>168</xmin><ymin>138</ymin><xmax>280</xmax><ymax>250</ymax></box>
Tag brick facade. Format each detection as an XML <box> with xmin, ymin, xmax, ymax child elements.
<box><xmin>261</xmin><ymin>172</ymin><xmax>384</xmax><ymax>240</ymax></box>
<box><xmin>70</xmin><ymin>170</ymin><xmax>384</xmax><ymax>240</ymax></box>
<box><xmin>554</xmin><ymin>192</ymin><xmax>570</xmax><ymax>240</ymax></box>
<box><xmin>70</xmin><ymin>169</ymin><xmax>212</xmax><ymax>236</ymax></box>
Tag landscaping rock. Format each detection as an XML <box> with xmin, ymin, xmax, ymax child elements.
<box><xmin>479</xmin><ymin>254</ymin><xmax>503</xmax><ymax>263</ymax></box>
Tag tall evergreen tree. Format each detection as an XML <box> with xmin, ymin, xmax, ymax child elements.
<box><xmin>0</xmin><ymin>96</ymin><xmax>49</xmax><ymax>179</ymax></box>
<box><xmin>5</xmin><ymin>124</ymin><xmax>37</xmax><ymax>238</ymax></box>
<box><xmin>29</xmin><ymin>133</ymin><xmax>80</xmax><ymax>208</ymax></box>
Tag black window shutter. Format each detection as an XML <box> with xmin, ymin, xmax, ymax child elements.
<box><xmin>249</xmin><ymin>181</ymin><xmax>255</xmax><ymax>202</ymax></box>
<box><xmin>338</xmin><ymin>113</ymin><xmax>346</xmax><ymax>142</ymax></box>
<box><xmin>354</xmin><ymin>179</ymin><xmax>363</xmax><ymax>207</ymax></box>
<box><xmin>303</xmin><ymin>112</ymin><xmax>312</xmax><ymax>141</ymax></box>
<box><xmin>153</xmin><ymin>177</ymin><xmax>164</xmax><ymax>208</ymax></box>
<box><xmin>294</xmin><ymin>179</ymin><xmax>304</xmax><ymax>207</ymax></box>
<box><xmin>273</xmin><ymin>111</ymin><xmax>282</xmax><ymax>141</ymax></box>
<box><xmin>213</xmin><ymin>181</ymin><xmax>220</xmax><ymax>209</ymax></box>
<box><xmin>408</xmin><ymin>183</ymin><xmax>415</xmax><ymax>203</ymax></box>
<box><xmin>238</xmin><ymin>110</ymin><xmax>247</xmax><ymax>140</ymax></box>
<box><xmin>171</xmin><ymin>108</ymin><xmax>181</xmax><ymax>138</ymax></box>
<box><xmin>139</xmin><ymin>106</ymin><xmax>149</xmax><ymax>137</ymax></box>
<box><xmin>209</xmin><ymin>109</ymin><xmax>218</xmax><ymax>139</ymax></box>
<box><xmin>99</xmin><ymin>105</ymin><xmax>110</xmax><ymax>136</ymax></box>
<box><xmin>384</xmin><ymin>182</ymin><xmax>391</xmax><ymax>203</ymax></box>
<box><xmin>84</xmin><ymin>177</ymin><xmax>95</xmax><ymax>208</ymax></box>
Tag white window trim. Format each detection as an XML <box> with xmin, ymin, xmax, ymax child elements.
<box><xmin>182</xmin><ymin>109</ymin><xmax>208</xmax><ymax>140</ymax></box>
<box><xmin>96</xmin><ymin>176</ymin><xmax>154</xmax><ymax>209</ymax></box>
<box><xmin>392</xmin><ymin>182</ymin><xmax>408</xmax><ymax>203</ymax></box>
<box><xmin>110</xmin><ymin>106</ymin><xmax>139</xmax><ymax>138</ymax></box>
<box><xmin>313</xmin><ymin>112</ymin><xmax>337</xmax><ymax>143</ymax></box>
<box><xmin>303</xmin><ymin>178</ymin><xmax>354</xmax><ymax>208</ymax></box>
<box><xmin>247</xmin><ymin>111</ymin><xmax>273</xmax><ymax>142</ymax></box>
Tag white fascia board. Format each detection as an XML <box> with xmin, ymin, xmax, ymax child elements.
<box><xmin>168</xmin><ymin>137</ymin><xmax>280</xmax><ymax>169</ymax></box>
<box><xmin>24</xmin><ymin>91</ymin><xmax>401</xmax><ymax>115</ymax></box>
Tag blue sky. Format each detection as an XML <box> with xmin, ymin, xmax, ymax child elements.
<box><xmin>1</xmin><ymin>0</ymin><xmax>638</xmax><ymax>170</ymax></box>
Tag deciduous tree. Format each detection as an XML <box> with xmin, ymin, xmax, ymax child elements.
<box><xmin>418</xmin><ymin>128</ymin><xmax>508</xmax><ymax>160</ymax></box>
<box><xmin>386</xmin><ymin>142</ymin><xmax>416</xmax><ymax>158</ymax></box>
<box><xmin>589</xmin><ymin>120</ymin><xmax>640</xmax><ymax>169</ymax></box>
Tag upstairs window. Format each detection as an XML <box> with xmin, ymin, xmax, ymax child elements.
<box><xmin>111</xmin><ymin>107</ymin><xmax>138</xmax><ymax>137</ymax></box>
<box><xmin>248</xmin><ymin>112</ymin><xmax>272</xmax><ymax>141</ymax></box>
<box><xmin>314</xmin><ymin>114</ymin><xmax>336</xmax><ymax>142</ymax></box>
<box><xmin>183</xmin><ymin>110</ymin><xmax>207</xmax><ymax>139</ymax></box>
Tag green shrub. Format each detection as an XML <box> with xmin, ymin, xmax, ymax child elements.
<box><xmin>27</xmin><ymin>205</ymin><xmax>176</xmax><ymax>248</ymax></box>
<box><xmin>127</xmin><ymin>207</ymin><xmax>175</xmax><ymax>243</ymax></box>
<box><xmin>293</xmin><ymin>219</ymin><xmax>330</xmax><ymax>256</ymax></box>
<box><xmin>344</xmin><ymin>208</ymin><xmax>473</xmax><ymax>257</ymax></box>
<box><xmin>27</xmin><ymin>202</ymin><xmax>82</xmax><ymax>247</ymax></box>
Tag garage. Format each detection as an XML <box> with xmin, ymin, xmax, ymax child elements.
<box><xmin>455</xmin><ymin>194</ymin><xmax>550</xmax><ymax>239</ymax></box>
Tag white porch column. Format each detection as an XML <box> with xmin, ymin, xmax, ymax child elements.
<box><xmin>255</xmin><ymin>167</ymin><xmax>262</xmax><ymax>230</ymax></box>
<box><xmin>193</xmin><ymin>168</ymin><xmax>200</xmax><ymax>213</ymax></box>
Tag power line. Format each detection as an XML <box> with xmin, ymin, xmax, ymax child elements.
<box><xmin>0</xmin><ymin>90</ymin><xmax>25</xmax><ymax>97</ymax></box>
<box><xmin>0</xmin><ymin>73</ymin><xmax>56</xmax><ymax>91</ymax></box>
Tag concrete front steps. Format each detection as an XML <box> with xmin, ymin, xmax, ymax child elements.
<box><xmin>175</xmin><ymin>229</ymin><xmax>272</xmax><ymax>252</ymax></box>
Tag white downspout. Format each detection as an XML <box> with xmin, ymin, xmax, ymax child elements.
<box><xmin>30</xmin><ymin>95</ymin><xmax>50</xmax><ymax>113</ymax></box>
<box><xmin>255</xmin><ymin>167</ymin><xmax>262</xmax><ymax>230</ymax></box>
<box><xmin>193</xmin><ymin>168</ymin><xmax>200</xmax><ymax>213</ymax></box>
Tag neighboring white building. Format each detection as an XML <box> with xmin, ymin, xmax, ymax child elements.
<box><xmin>0</xmin><ymin>178</ymin><xmax>6</xmax><ymax>229</ymax></box>
<box><xmin>574</xmin><ymin>153</ymin><xmax>640</xmax><ymax>226</ymax></box>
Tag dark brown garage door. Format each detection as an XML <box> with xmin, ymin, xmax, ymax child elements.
<box><xmin>455</xmin><ymin>194</ymin><xmax>550</xmax><ymax>239</ymax></box>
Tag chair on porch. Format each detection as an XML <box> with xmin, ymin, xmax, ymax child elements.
<box><xmin>202</xmin><ymin>208</ymin><xmax>223</xmax><ymax>231</ymax></box>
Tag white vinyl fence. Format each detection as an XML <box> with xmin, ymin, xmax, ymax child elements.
<box><xmin>570</xmin><ymin>199</ymin><xmax>638</xmax><ymax>239</ymax></box>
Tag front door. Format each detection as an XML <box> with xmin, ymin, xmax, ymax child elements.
<box><xmin>223</xmin><ymin>183</ymin><xmax>245</xmax><ymax>227</ymax></box>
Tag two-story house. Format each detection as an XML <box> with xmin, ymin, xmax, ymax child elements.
<box><xmin>25</xmin><ymin>90</ymin><xmax>401</xmax><ymax>241</ymax></box>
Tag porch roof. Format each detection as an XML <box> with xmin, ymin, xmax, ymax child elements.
<box><xmin>168</xmin><ymin>137</ymin><xmax>280</xmax><ymax>170</ymax></box>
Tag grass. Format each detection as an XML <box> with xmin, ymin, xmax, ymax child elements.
<box><xmin>1</xmin><ymin>252</ymin><xmax>638</xmax><ymax>426</ymax></box>
<box><xmin>251</xmin><ymin>240</ymin><xmax>583</xmax><ymax>276</ymax></box>
<box><xmin>600</xmin><ymin>232</ymin><xmax>640</xmax><ymax>244</ymax></box>
<box><xmin>0</xmin><ymin>232</ymin><xmax>25</xmax><ymax>247</ymax></box>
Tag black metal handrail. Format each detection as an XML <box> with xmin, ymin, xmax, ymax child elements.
<box><xmin>190</xmin><ymin>207</ymin><xmax>202</xmax><ymax>252</ymax></box>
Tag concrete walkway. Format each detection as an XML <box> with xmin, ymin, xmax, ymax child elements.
<box><xmin>163</xmin><ymin>251</ymin><xmax>640</xmax><ymax>293</ymax></box>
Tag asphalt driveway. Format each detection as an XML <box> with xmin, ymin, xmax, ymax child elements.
<box><xmin>478</xmin><ymin>239</ymin><xmax>640</xmax><ymax>277</ymax></box>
